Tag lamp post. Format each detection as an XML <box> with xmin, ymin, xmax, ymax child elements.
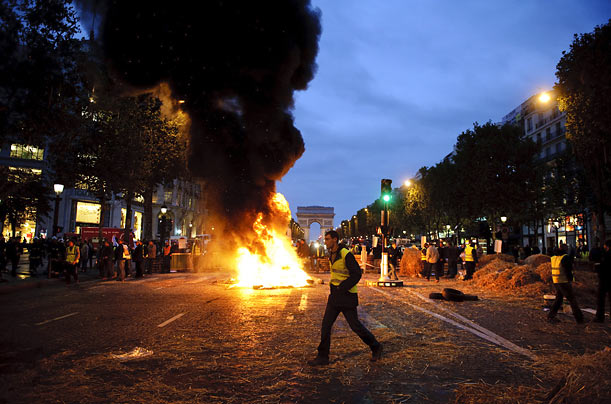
<box><xmin>553</xmin><ymin>220</ymin><xmax>560</xmax><ymax>248</ymax></box>
<box><xmin>52</xmin><ymin>183</ymin><xmax>64</xmax><ymax>237</ymax></box>
<box><xmin>159</xmin><ymin>205</ymin><xmax>168</xmax><ymax>247</ymax></box>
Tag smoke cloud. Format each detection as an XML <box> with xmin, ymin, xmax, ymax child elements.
<box><xmin>83</xmin><ymin>0</ymin><xmax>321</xmax><ymax>243</ymax></box>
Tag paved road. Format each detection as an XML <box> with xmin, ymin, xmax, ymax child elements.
<box><xmin>0</xmin><ymin>271</ymin><xmax>603</xmax><ymax>403</ymax></box>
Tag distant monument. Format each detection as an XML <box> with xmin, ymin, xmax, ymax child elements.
<box><xmin>296</xmin><ymin>206</ymin><xmax>335</xmax><ymax>241</ymax></box>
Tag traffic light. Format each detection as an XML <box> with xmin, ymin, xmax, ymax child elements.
<box><xmin>381</xmin><ymin>179</ymin><xmax>392</xmax><ymax>202</ymax></box>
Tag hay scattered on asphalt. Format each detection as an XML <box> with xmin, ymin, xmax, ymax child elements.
<box><xmin>478</xmin><ymin>253</ymin><xmax>515</xmax><ymax>266</ymax></box>
<box><xmin>546</xmin><ymin>347</ymin><xmax>611</xmax><ymax>404</ymax></box>
<box><xmin>525</xmin><ymin>254</ymin><xmax>551</xmax><ymax>268</ymax></box>
<box><xmin>472</xmin><ymin>258</ymin><xmax>550</xmax><ymax>296</ymax></box>
<box><xmin>535</xmin><ymin>263</ymin><xmax>552</xmax><ymax>284</ymax></box>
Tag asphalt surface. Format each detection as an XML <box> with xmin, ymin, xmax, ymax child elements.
<box><xmin>0</xmin><ymin>270</ymin><xmax>609</xmax><ymax>403</ymax></box>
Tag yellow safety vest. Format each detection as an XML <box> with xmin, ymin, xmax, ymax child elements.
<box><xmin>66</xmin><ymin>245</ymin><xmax>79</xmax><ymax>263</ymax></box>
<box><xmin>330</xmin><ymin>248</ymin><xmax>358</xmax><ymax>294</ymax></box>
<box><xmin>421</xmin><ymin>248</ymin><xmax>427</xmax><ymax>261</ymax></box>
<box><xmin>464</xmin><ymin>245</ymin><xmax>475</xmax><ymax>262</ymax></box>
<box><xmin>551</xmin><ymin>254</ymin><xmax>569</xmax><ymax>283</ymax></box>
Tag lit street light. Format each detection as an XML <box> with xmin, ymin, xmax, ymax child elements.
<box><xmin>538</xmin><ymin>92</ymin><xmax>551</xmax><ymax>103</ymax></box>
<box><xmin>52</xmin><ymin>183</ymin><xmax>64</xmax><ymax>237</ymax></box>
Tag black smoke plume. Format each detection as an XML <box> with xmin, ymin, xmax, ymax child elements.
<box><xmin>82</xmin><ymin>0</ymin><xmax>321</xmax><ymax>243</ymax></box>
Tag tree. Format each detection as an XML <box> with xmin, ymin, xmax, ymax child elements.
<box><xmin>0</xmin><ymin>0</ymin><xmax>82</xmax><ymax>146</ymax></box>
<box><xmin>452</xmin><ymin>122</ymin><xmax>539</xmax><ymax>249</ymax></box>
<box><xmin>555</xmin><ymin>20</ymin><xmax>611</xmax><ymax>242</ymax></box>
<box><xmin>0</xmin><ymin>166</ymin><xmax>50</xmax><ymax>237</ymax></box>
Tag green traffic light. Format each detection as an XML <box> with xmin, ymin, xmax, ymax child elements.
<box><xmin>383</xmin><ymin>194</ymin><xmax>391</xmax><ymax>202</ymax></box>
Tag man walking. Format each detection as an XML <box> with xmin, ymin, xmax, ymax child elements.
<box><xmin>308</xmin><ymin>230</ymin><xmax>382</xmax><ymax>366</ymax></box>
<box><xmin>547</xmin><ymin>244</ymin><xmax>584</xmax><ymax>324</ymax></box>
<box><xmin>446</xmin><ymin>241</ymin><xmax>459</xmax><ymax>278</ymax></box>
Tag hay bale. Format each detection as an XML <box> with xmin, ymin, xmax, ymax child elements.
<box><xmin>508</xmin><ymin>265</ymin><xmax>542</xmax><ymax>288</ymax></box>
<box><xmin>399</xmin><ymin>247</ymin><xmax>424</xmax><ymax>277</ymax></box>
<box><xmin>478</xmin><ymin>253</ymin><xmax>514</xmax><ymax>266</ymax></box>
<box><xmin>547</xmin><ymin>347</ymin><xmax>611</xmax><ymax>404</ymax></box>
<box><xmin>535</xmin><ymin>262</ymin><xmax>552</xmax><ymax>284</ymax></box>
<box><xmin>525</xmin><ymin>253</ymin><xmax>550</xmax><ymax>268</ymax></box>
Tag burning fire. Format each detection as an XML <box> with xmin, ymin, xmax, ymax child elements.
<box><xmin>234</xmin><ymin>193</ymin><xmax>311</xmax><ymax>288</ymax></box>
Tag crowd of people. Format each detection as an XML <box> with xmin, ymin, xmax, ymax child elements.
<box><xmin>0</xmin><ymin>234</ymin><xmax>190</xmax><ymax>284</ymax></box>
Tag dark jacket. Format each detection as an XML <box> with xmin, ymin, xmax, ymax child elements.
<box><xmin>100</xmin><ymin>245</ymin><xmax>113</xmax><ymax>262</ymax></box>
<box><xmin>132</xmin><ymin>245</ymin><xmax>145</xmax><ymax>262</ymax></box>
<box><xmin>329</xmin><ymin>245</ymin><xmax>361</xmax><ymax>308</ymax></box>
<box><xmin>388</xmin><ymin>246</ymin><xmax>401</xmax><ymax>265</ymax></box>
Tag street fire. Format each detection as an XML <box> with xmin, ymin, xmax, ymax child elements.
<box><xmin>234</xmin><ymin>194</ymin><xmax>310</xmax><ymax>289</ymax></box>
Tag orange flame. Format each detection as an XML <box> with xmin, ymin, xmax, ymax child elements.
<box><xmin>234</xmin><ymin>193</ymin><xmax>310</xmax><ymax>288</ymax></box>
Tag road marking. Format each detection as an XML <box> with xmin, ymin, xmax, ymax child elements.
<box><xmin>35</xmin><ymin>312</ymin><xmax>79</xmax><ymax>326</ymax></box>
<box><xmin>157</xmin><ymin>312</ymin><xmax>186</xmax><ymax>328</ymax></box>
<box><xmin>298</xmin><ymin>293</ymin><xmax>308</xmax><ymax>311</ymax></box>
<box><xmin>359</xmin><ymin>307</ymin><xmax>387</xmax><ymax>329</ymax></box>
<box><xmin>153</xmin><ymin>287</ymin><xmax>164</xmax><ymax>290</ymax></box>
<box><xmin>370</xmin><ymin>287</ymin><xmax>537</xmax><ymax>360</ymax></box>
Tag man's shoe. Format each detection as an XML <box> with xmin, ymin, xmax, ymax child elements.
<box><xmin>307</xmin><ymin>356</ymin><xmax>329</xmax><ymax>366</ymax></box>
<box><xmin>371</xmin><ymin>344</ymin><xmax>383</xmax><ymax>362</ymax></box>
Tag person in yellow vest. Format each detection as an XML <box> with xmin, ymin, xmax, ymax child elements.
<box><xmin>547</xmin><ymin>244</ymin><xmax>584</xmax><ymax>324</ymax></box>
<box><xmin>308</xmin><ymin>230</ymin><xmax>382</xmax><ymax>366</ymax></box>
<box><xmin>64</xmin><ymin>239</ymin><xmax>80</xmax><ymax>285</ymax></box>
<box><xmin>421</xmin><ymin>243</ymin><xmax>429</xmax><ymax>278</ymax></box>
<box><xmin>463</xmin><ymin>240</ymin><xmax>478</xmax><ymax>280</ymax></box>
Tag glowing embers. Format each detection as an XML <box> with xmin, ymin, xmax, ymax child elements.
<box><xmin>234</xmin><ymin>194</ymin><xmax>311</xmax><ymax>289</ymax></box>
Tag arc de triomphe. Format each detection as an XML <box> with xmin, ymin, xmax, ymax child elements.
<box><xmin>296</xmin><ymin>206</ymin><xmax>335</xmax><ymax>241</ymax></box>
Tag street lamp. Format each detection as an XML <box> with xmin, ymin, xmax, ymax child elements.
<box><xmin>538</xmin><ymin>92</ymin><xmax>551</xmax><ymax>103</ymax></box>
<box><xmin>52</xmin><ymin>183</ymin><xmax>64</xmax><ymax>237</ymax></box>
<box><xmin>159</xmin><ymin>205</ymin><xmax>168</xmax><ymax>248</ymax></box>
<box><xmin>500</xmin><ymin>216</ymin><xmax>507</xmax><ymax>223</ymax></box>
<box><xmin>404</xmin><ymin>179</ymin><xmax>412</xmax><ymax>187</ymax></box>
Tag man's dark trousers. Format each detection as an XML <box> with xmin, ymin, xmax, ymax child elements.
<box><xmin>317</xmin><ymin>299</ymin><xmax>379</xmax><ymax>358</ymax></box>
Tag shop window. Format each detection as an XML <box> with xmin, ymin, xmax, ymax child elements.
<box><xmin>10</xmin><ymin>144</ymin><xmax>44</xmax><ymax>160</ymax></box>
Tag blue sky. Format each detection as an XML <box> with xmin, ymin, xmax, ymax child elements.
<box><xmin>277</xmin><ymin>0</ymin><xmax>611</xmax><ymax>234</ymax></box>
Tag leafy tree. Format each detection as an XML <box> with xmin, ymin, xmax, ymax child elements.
<box><xmin>0</xmin><ymin>0</ymin><xmax>82</xmax><ymax>146</ymax></box>
<box><xmin>452</xmin><ymin>122</ymin><xmax>539</xmax><ymax>248</ymax></box>
<box><xmin>0</xmin><ymin>166</ymin><xmax>50</xmax><ymax>236</ymax></box>
<box><xmin>555</xmin><ymin>20</ymin><xmax>611</xmax><ymax>241</ymax></box>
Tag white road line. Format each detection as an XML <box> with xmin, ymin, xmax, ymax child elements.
<box><xmin>583</xmin><ymin>308</ymin><xmax>609</xmax><ymax>316</ymax></box>
<box><xmin>153</xmin><ymin>287</ymin><xmax>164</xmax><ymax>290</ymax></box>
<box><xmin>298</xmin><ymin>293</ymin><xmax>308</xmax><ymax>311</ymax></box>
<box><xmin>35</xmin><ymin>312</ymin><xmax>79</xmax><ymax>326</ymax></box>
<box><xmin>370</xmin><ymin>287</ymin><xmax>537</xmax><ymax>360</ymax></box>
<box><xmin>359</xmin><ymin>307</ymin><xmax>387</xmax><ymax>329</ymax></box>
<box><xmin>403</xmin><ymin>288</ymin><xmax>538</xmax><ymax>359</ymax></box>
<box><xmin>157</xmin><ymin>312</ymin><xmax>186</xmax><ymax>328</ymax></box>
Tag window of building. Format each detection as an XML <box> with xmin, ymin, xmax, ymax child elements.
<box><xmin>10</xmin><ymin>144</ymin><xmax>44</xmax><ymax>160</ymax></box>
<box><xmin>555</xmin><ymin>122</ymin><xmax>562</xmax><ymax>136</ymax></box>
<box><xmin>164</xmin><ymin>190</ymin><xmax>173</xmax><ymax>204</ymax></box>
<box><xmin>152</xmin><ymin>191</ymin><xmax>159</xmax><ymax>204</ymax></box>
<box><xmin>75</xmin><ymin>201</ymin><xmax>101</xmax><ymax>224</ymax></box>
<box><xmin>546</xmin><ymin>127</ymin><xmax>551</xmax><ymax>141</ymax></box>
<box><xmin>527</xmin><ymin>117</ymin><xmax>533</xmax><ymax>132</ymax></box>
<box><xmin>546</xmin><ymin>147</ymin><xmax>550</xmax><ymax>157</ymax></box>
<box><xmin>536</xmin><ymin>132</ymin><xmax>541</xmax><ymax>145</ymax></box>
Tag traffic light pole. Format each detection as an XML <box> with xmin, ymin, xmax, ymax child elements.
<box><xmin>379</xmin><ymin>200</ymin><xmax>390</xmax><ymax>282</ymax></box>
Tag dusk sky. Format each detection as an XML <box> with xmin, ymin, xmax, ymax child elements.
<box><xmin>276</xmin><ymin>1</ymin><xmax>611</xmax><ymax>237</ymax></box>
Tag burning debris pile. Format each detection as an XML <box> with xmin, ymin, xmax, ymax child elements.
<box><xmin>81</xmin><ymin>0</ymin><xmax>322</xmax><ymax>283</ymax></box>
